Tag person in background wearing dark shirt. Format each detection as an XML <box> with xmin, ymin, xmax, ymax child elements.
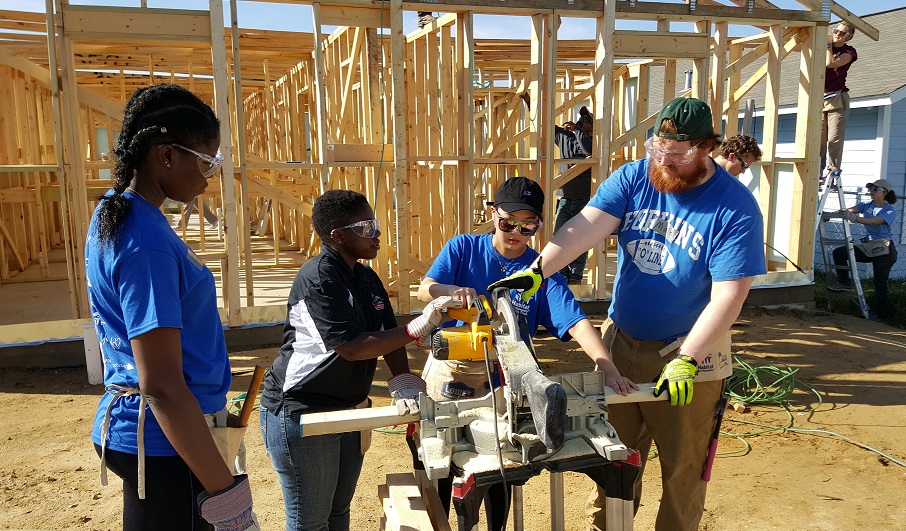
<box><xmin>259</xmin><ymin>190</ymin><xmax>459</xmax><ymax>531</ymax></box>
<box><xmin>822</xmin><ymin>21</ymin><xmax>857</xmax><ymax>179</ymax></box>
<box><xmin>553</xmin><ymin>106</ymin><xmax>594</xmax><ymax>284</ymax></box>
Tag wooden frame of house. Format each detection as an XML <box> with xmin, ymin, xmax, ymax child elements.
<box><xmin>0</xmin><ymin>0</ymin><xmax>880</xmax><ymax>346</ymax></box>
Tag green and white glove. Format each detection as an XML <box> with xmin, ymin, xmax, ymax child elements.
<box><xmin>406</xmin><ymin>296</ymin><xmax>461</xmax><ymax>346</ymax></box>
<box><xmin>487</xmin><ymin>257</ymin><xmax>545</xmax><ymax>302</ymax></box>
<box><xmin>653</xmin><ymin>355</ymin><xmax>698</xmax><ymax>407</ymax></box>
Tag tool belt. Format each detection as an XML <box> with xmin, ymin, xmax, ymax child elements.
<box><xmin>858</xmin><ymin>238</ymin><xmax>891</xmax><ymax>257</ymax></box>
<box><xmin>204</xmin><ymin>410</ymin><xmax>247</xmax><ymax>475</ymax></box>
<box><xmin>657</xmin><ymin>330</ymin><xmax>734</xmax><ymax>382</ymax></box>
<box><xmin>99</xmin><ymin>384</ymin><xmax>149</xmax><ymax>498</ymax></box>
<box><xmin>99</xmin><ymin>383</ymin><xmax>247</xmax><ymax>499</ymax></box>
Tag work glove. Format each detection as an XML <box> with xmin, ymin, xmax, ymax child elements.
<box><xmin>387</xmin><ymin>372</ymin><xmax>427</xmax><ymax>415</ymax></box>
<box><xmin>487</xmin><ymin>257</ymin><xmax>545</xmax><ymax>302</ymax></box>
<box><xmin>653</xmin><ymin>355</ymin><xmax>698</xmax><ymax>407</ymax></box>
<box><xmin>406</xmin><ymin>296</ymin><xmax>461</xmax><ymax>346</ymax></box>
<box><xmin>843</xmin><ymin>211</ymin><xmax>857</xmax><ymax>222</ymax></box>
<box><xmin>196</xmin><ymin>474</ymin><xmax>259</xmax><ymax>531</ymax></box>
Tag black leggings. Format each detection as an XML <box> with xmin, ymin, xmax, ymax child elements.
<box><xmin>94</xmin><ymin>444</ymin><xmax>212</xmax><ymax>531</ymax></box>
<box><xmin>832</xmin><ymin>243</ymin><xmax>898</xmax><ymax>317</ymax></box>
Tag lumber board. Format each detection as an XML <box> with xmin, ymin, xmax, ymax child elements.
<box><xmin>61</xmin><ymin>5</ymin><xmax>212</xmax><ymax>41</ymax></box>
<box><xmin>379</xmin><ymin>473</ymin><xmax>436</xmax><ymax>531</ymax></box>
<box><xmin>301</xmin><ymin>384</ymin><xmax>664</xmax><ymax>437</ymax></box>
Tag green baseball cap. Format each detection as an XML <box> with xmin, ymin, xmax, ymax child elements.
<box><xmin>655</xmin><ymin>97</ymin><xmax>715</xmax><ymax>141</ymax></box>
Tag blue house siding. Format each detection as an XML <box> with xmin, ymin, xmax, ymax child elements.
<box><xmin>811</xmin><ymin>99</ymin><xmax>906</xmax><ymax>280</ymax></box>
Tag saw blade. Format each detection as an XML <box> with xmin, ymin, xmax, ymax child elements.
<box><xmin>492</xmin><ymin>294</ymin><xmax>521</xmax><ymax>343</ymax></box>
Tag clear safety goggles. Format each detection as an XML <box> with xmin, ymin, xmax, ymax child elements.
<box><xmin>644</xmin><ymin>137</ymin><xmax>697</xmax><ymax>165</ymax></box>
<box><xmin>336</xmin><ymin>218</ymin><xmax>381</xmax><ymax>238</ymax></box>
<box><xmin>170</xmin><ymin>143</ymin><xmax>225</xmax><ymax>178</ymax></box>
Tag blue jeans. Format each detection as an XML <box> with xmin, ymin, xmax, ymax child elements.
<box><xmin>554</xmin><ymin>197</ymin><xmax>590</xmax><ymax>282</ymax></box>
<box><xmin>260</xmin><ymin>407</ymin><xmax>365</xmax><ymax>531</ymax></box>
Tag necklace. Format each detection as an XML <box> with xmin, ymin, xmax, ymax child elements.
<box><xmin>125</xmin><ymin>187</ymin><xmax>147</xmax><ymax>203</ymax></box>
<box><xmin>494</xmin><ymin>250</ymin><xmax>518</xmax><ymax>274</ymax></box>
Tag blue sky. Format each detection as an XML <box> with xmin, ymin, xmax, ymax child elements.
<box><xmin>2</xmin><ymin>0</ymin><xmax>902</xmax><ymax>38</ymax></box>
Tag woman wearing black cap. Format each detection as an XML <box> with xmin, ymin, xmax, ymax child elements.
<box><xmin>829</xmin><ymin>179</ymin><xmax>898</xmax><ymax>321</ymax></box>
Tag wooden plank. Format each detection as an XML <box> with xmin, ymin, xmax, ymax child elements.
<box><xmin>380</xmin><ymin>473</ymin><xmax>436</xmax><ymax>531</ymax></box>
<box><xmin>61</xmin><ymin>5</ymin><xmax>212</xmax><ymax>40</ymax></box>
<box><xmin>390</xmin><ymin>0</ymin><xmax>410</xmax><ymax>313</ymax></box>
<box><xmin>612</xmin><ymin>31</ymin><xmax>709</xmax><ymax>59</ymax></box>
<box><xmin>320</xmin><ymin>6</ymin><xmax>389</xmax><ymax>29</ymax></box>
<box><xmin>0</xmin><ymin>218</ymin><xmax>25</xmax><ymax>270</ymax></box>
<box><xmin>326</xmin><ymin>143</ymin><xmax>394</xmax><ymax>163</ymax></box>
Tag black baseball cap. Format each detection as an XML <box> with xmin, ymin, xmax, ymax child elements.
<box><xmin>493</xmin><ymin>177</ymin><xmax>544</xmax><ymax>218</ymax></box>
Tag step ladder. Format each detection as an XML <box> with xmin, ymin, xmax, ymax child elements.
<box><xmin>816</xmin><ymin>172</ymin><xmax>870</xmax><ymax>319</ymax></box>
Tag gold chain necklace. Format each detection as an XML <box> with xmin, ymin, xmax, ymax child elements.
<box><xmin>125</xmin><ymin>187</ymin><xmax>147</xmax><ymax>203</ymax></box>
<box><xmin>495</xmin><ymin>250</ymin><xmax>518</xmax><ymax>274</ymax></box>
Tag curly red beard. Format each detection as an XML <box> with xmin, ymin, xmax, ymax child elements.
<box><xmin>648</xmin><ymin>155</ymin><xmax>709</xmax><ymax>194</ymax></box>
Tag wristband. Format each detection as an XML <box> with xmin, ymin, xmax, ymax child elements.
<box><xmin>677</xmin><ymin>354</ymin><xmax>698</xmax><ymax>367</ymax></box>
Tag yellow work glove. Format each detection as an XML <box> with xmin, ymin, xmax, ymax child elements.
<box><xmin>653</xmin><ymin>355</ymin><xmax>698</xmax><ymax>407</ymax></box>
<box><xmin>487</xmin><ymin>257</ymin><xmax>545</xmax><ymax>302</ymax></box>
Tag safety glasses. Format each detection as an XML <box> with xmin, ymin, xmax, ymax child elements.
<box><xmin>644</xmin><ymin>137</ymin><xmax>697</xmax><ymax>165</ymax></box>
<box><xmin>868</xmin><ymin>185</ymin><xmax>886</xmax><ymax>193</ymax></box>
<box><xmin>736</xmin><ymin>155</ymin><xmax>750</xmax><ymax>170</ymax></box>
<box><xmin>832</xmin><ymin>29</ymin><xmax>851</xmax><ymax>36</ymax></box>
<box><xmin>336</xmin><ymin>218</ymin><xmax>381</xmax><ymax>238</ymax></box>
<box><xmin>170</xmin><ymin>143</ymin><xmax>225</xmax><ymax>178</ymax></box>
<box><xmin>494</xmin><ymin>211</ymin><xmax>541</xmax><ymax>237</ymax></box>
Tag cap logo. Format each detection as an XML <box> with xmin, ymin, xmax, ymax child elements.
<box><xmin>523</xmin><ymin>190</ymin><xmax>531</xmax><ymax>196</ymax></box>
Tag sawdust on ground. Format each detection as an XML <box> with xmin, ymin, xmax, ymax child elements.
<box><xmin>1</xmin><ymin>308</ymin><xmax>905</xmax><ymax>530</ymax></box>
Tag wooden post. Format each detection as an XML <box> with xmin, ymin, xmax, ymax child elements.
<box><xmin>209</xmin><ymin>0</ymin><xmax>241</xmax><ymax>326</ymax></box>
<box><xmin>229</xmin><ymin>0</ymin><xmax>256</xmax><ymax>306</ymax></box>
<box><xmin>389</xmin><ymin>0</ymin><xmax>410</xmax><ymax>313</ymax></box>
<box><xmin>592</xmin><ymin>2</ymin><xmax>615</xmax><ymax>301</ymax></box>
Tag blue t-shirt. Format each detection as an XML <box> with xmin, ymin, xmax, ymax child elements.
<box><xmin>425</xmin><ymin>234</ymin><xmax>584</xmax><ymax>340</ymax></box>
<box><xmin>857</xmin><ymin>200</ymin><xmax>895</xmax><ymax>241</ymax></box>
<box><xmin>87</xmin><ymin>191</ymin><xmax>231</xmax><ymax>456</ymax></box>
<box><xmin>589</xmin><ymin>158</ymin><xmax>766</xmax><ymax>342</ymax></box>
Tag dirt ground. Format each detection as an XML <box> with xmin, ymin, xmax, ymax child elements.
<box><xmin>1</xmin><ymin>308</ymin><xmax>905</xmax><ymax>530</ymax></box>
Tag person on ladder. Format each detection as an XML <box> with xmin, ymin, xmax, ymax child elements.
<box><xmin>828</xmin><ymin>179</ymin><xmax>898</xmax><ymax>322</ymax></box>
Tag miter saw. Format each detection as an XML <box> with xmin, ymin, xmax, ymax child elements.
<box><xmin>414</xmin><ymin>288</ymin><xmax>659</xmax><ymax>531</ymax></box>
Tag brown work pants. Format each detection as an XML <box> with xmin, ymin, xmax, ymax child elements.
<box><xmin>585</xmin><ymin>318</ymin><xmax>723</xmax><ymax>531</ymax></box>
<box><xmin>820</xmin><ymin>90</ymin><xmax>850</xmax><ymax>172</ymax></box>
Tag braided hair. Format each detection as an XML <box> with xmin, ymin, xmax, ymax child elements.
<box><xmin>95</xmin><ymin>84</ymin><xmax>220</xmax><ymax>244</ymax></box>
<box><xmin>312</xmin><ymin>190</ymin><xmax>370</xmax><ymax>243</ymax></box>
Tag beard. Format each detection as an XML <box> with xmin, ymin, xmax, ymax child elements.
<box><xmin>648</xmin><ymin>156</ymin><xmax>709</xmax><ymax>194</ymax></box>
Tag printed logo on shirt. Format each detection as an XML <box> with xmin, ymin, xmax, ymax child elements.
<box><xmin>622</xmin><ymin>208</ymin><xmax>704</xmax><ymax>261</ymax></box>
<box><xmin>187</xmin><ymin>248</ymin><xmax>204</xmax><ymax>270</ymax></box>
<box><xmin>627</xmin><ymin>239</ymin><xmax>676</xmax><ymax>275</ymax></box>
<box><xmin>372</xmin><ymin>294</ymin><xmax>385</xmax><ymax>311</ymax></box>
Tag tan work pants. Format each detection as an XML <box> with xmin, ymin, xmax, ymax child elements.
<box><xmin>820</xmin><ymin>91</ymin><xmax>850</xmax><ymax>172</ymax></box>
<box><xmin>585</xmin><ymin>318</ymin><xmax>723</xmax><ymax>531</ymax></box>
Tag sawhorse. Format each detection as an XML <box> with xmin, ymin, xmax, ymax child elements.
<box><xmin>450</xmin><ymin>450</ymin><xmax>641</xmax><ymax>531</ymax></box>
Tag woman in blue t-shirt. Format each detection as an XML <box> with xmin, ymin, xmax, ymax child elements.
<box><xmin>829</xmin><ymin>179</ymin><xmax>898</xmax><ymax>321</ymax></box>
<box><xmin>86</xmin><ymin>84</ymin><xmax>256</xmax><ymax>530</ymax></box>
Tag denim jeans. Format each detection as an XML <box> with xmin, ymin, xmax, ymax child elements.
<box><xmin>554</xmin><ymin>197</ymin><xmax>590</xmax><ymax>282</ymax></box>
<box><xmin>260</xmin><ymin>407</ymin><xmax>365</xmax><ymax>531</ymax></box>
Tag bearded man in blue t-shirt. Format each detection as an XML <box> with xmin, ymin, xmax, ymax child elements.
<box><xmin>500</xmin><ymin>97</ymin><xmax>766</xmax><ymax>531</ymax></box>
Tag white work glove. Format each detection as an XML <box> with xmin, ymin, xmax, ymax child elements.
<box><xmin>387</xmin><ymin>372</ymin><xmax>427</xmax><ymax>415</ymax></box>
<box><xmin>196</xmin><ymin>474</ymin><xmax>259</xmax><ymax>531</ymax></box>
<box><xmin>843</xmin><ymin>211</ymin><xmax>857</xmax><ymax>222</ymax></box>
<box><xmin>406</xmin><ymin>296</ymin><xmax>462</xmax><ymax>346</ymax></box>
